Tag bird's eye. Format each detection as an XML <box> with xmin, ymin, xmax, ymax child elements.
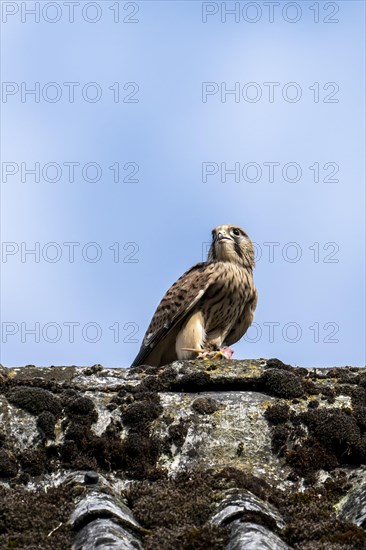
<box><xmin>231</xmin><ymin>228</ymin><xmax>241</xmax><ymax>237</ymax></box>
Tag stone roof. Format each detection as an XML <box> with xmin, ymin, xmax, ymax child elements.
<box><xmin>0</xmin><ymin>358</ymin><xmax>365</xmax><ymax>549</ymax></box>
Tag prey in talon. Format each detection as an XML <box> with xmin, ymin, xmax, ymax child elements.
<box><xmin>180</xmin><ymin>346</ymin><xmax>234</xmax><ymax>361</ymax></box>
<box><xmin>131</xmin><ymin>224</ymin><xmax>257</xmax><ymax>368</ymax></box>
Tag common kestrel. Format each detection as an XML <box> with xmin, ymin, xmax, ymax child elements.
<box><xmin>131</xmin><ymin>224</ymin><xmax>257</xmax><ymax>367</ymax></box>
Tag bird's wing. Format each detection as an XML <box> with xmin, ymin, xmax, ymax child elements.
<box><xmin>131</xmin><ymin>262</ymin><xmax>216</xmax><ymax>367</ymax></box>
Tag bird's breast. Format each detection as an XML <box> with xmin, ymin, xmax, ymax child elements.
<box><xmin>201</xmin><ymin>263</ymin><xmax>253</xmax><ymax>339</ymax></box>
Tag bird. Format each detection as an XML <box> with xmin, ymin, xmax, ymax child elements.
<box><xmin>131</xmin><ymin>224</ymin><xmax>257</xmax><ymax>367</ymax></box>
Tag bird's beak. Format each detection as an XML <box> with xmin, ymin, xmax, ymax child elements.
<box><xmin>217</xmin><ymin>232</ymin><xmax>231</xmax><ymax>242</ymax></box>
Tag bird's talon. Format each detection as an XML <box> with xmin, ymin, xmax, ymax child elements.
<box><xmin>194</xmin><ymin>347</ymin><xmax>234</xmax><ymax>361</ymax></box>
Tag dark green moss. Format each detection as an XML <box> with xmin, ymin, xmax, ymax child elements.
<box><xmin>134</xmin><ymin>375</ymin><xmax>166</xmax><ymax>393</ymax></box>
<box><xmin>265</xmin><ymin>358</ymin><xmax>294</xmax><ymax>372</ymax></box>
<box><xmin>167</xmin><ymin>419</ymin><xmax>188</xmax><ymax>450</ymax></box>
<box><xmin>7</xmin><ymin>387</ymin><xmax>62</xmax><ymax>416</ymax></box>
<box><xmin>304</xmin><ymin>408</ymin><xmax>362</xmax><ymax>465</ymax></box>
<box><xmin>213</xmin><ymin>467</ymin><xmax>279</xmax><ymax>504</ymax></box>
<box><xmin>121</xmin><ymin>429</ymin><xmax>163</xmax><ymax>480</ymax></box>
<box><xmin>37</xmin><ymin>411</ymin><xmax>56</xmax><ymax>438</ymax></box>
<box><xmin>127</xmin><ymin>470</ymin><xmax>228</xmax><ymax>550</ymax></box>
<box><xmin>121</xmin><ymin>396</ymin><xmax>163</xmax><ymax>428</ymax></box>
<box><xmin>264</xmin><ymin>403</ymin><xmax>290</xmax><ymax>424</ymax></box>
<box><xmin>66</xmin><ymin>396</ymin><xmax>97</xmax><ymax>420</ymax></box>
<box><xmin>0</xmin><ymin>485</ymin><xmax>74</xmax><ymax>549</ymax></box>
<box><xmin>326</xmin><ymin>368</ymin><xmax>357</xmax><ymax>384</ymax></box>
<box><xmin>0</xmin><ymin>449</ymin><xmax>18</xmax><ymax>478</ymax></box>
<box><xmin>143</xmin><ymin>524</ymin><xmax>227</xmax><ymax>550</ymax></box>
<box><xmin>261</xmin><ymin>369</ymin><xmax>304</xmax><ymax>398</ymax></box>
<box><xmin>171</xmin><ymin>371</ymin><xmax>211</xmax><ymax>392</ymax></box>
<box><xmin>286</xmin><ymin>439</ymin><xmax>338</xmax><ymax>476</ymax></box>
<box><xmin>135</xmin><ymin>367</ymin><xmax>179</xmax><ymax>392</ymax></box>
<box><xmin>192</xmin><ymin>397</ymin><xmax>219</xmax><ymax>415</ymax></box>
<box><xmin>278</xmin><ymin>480</ymin><xmax>366</xmax><ymax>549</ymax></box>
<box><xmin>19</xmin><ymin>448</ymin><xmax>48</xmax><ymax>476</ymax></box>
<box><xmin>353</xmin><ymin>405</ymin><xmax>366</xmax><ymax>430</ymax></box>
<box><xmin>83</xmin><ymin>364</ymin><xmax>103</xmax><ymax>376</ymax></box>
<box><xmin>271</xmin><ymin>425</ymin><xmax>290</xmax><ymax>454</ymax></box>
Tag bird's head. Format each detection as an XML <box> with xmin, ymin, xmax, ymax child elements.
<box><xmin>207</xmin><ymin>224</ymin><xmax>255</xmax><ymax>269</ymax></box>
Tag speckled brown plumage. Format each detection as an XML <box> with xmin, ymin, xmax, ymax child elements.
<box><xmin>131</xmin><ymin>225</ymin><xmax>257</xmax><ymax>367</ymax></box>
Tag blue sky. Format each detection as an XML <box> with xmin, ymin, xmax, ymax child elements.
<box><xmin>1</xmin><ymin>0</ymin><xmax>365</xmax><ymax>367</ymax></box>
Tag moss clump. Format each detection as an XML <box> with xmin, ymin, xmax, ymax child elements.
<box><xmin>157</xmin><ymin>366</ymin><xmax>179</xmax><ymax>387</ymax></box>
<box><xmin>351</xmin><ymin>386</ymin><xmax>366</xmax><ymax>409</ymax></box>
<box><xmin>213</xmin><ymin>466</ymin><xmax>280</xmax><ymax>504</ymax></box>
<box><xmin>142</xmin><ymin>524</ymin><xmax>227</xmax><ymax>550</ymax></box>
<box><xmin>353</xmin><ymin>405</ymin><xmax>366</xmax><ymax>430</ymax></box>
<box><xmin>83</xmin><ymin>364</ymin><xmax>103</xmax><ymax>376</ymax></box>
<box><xmin>136</xmin><ymin>367</ymin><xmax>179</xmax><ymax>392</ymax></box>
<box><xmin>19</xmin><ymin>448</ymin><xmax>48</xmax><ymax>476</ymax></box>
<box><xmin>192</xmin><ymin>397</ymin><xmax>219</xmax><ymax>415</ymax></box>
<box><xmin>127</xmin><ymin>470</ymin><xmax>228</xmax><ymax>550</ymax></box>
<box><xmin>121</xmin><ymin>394</ymin><xmax>163</xmax><ymax>428</ymax></box>
<box><xmin>264</xmin><ymin>371</ymin><xmax>366</xmax><ymax>480</ymax></box>
<box><xmin>266</xmin><ymin>358</ymin><xmax>294</xmax><ymax>372</ymax></box>
<box><xmin>266</xmin><ymin>358</ymin><xmax>308</xmax><ymax>377</ymax></box>
<box><xmin>121</xmin><ymin>429</ymin><xmax>163</xmax><ymax>480</ymax></box>
<box><xmin>305</xmin><ymin>408</ymin><xmax>360</xmax><ymax>446</ymax></box>
<box><xmin>264</xmin><ymin>403</ymin><xmax>290</xmax><ymax>424</ymax></box>
<box><xmin>37</xmin><ymin>411</ymin><xmax>56</xmax><ymax>438</ymax></box>
<box><xmin>286</xmin><ymin>440</ymin><xmax>339</xmax><ymax>477</ymax></box>
<box><xmin>278</xmin><ymin>480</ymin><xmax>366</xmax><ymax>549</ymax></box>
<box><xmin>126</xmin><ymin>466</ymin><xmax>287</xmax><ymax>549</ymax></box>
<box><xmin>300</xmin><ymin>408</ymin><xmax>366</xmax><ymax>467</ymax></box>
<box><xmin>326</xmin><ymin>368</ymin><xmax>356</xmax><ymax>383</ymax></box>
<box><xmin>66</xmin><ymin>396</ymin><xmax>98</xmax><ymax>422</ymax></box>
<box><xmin>0</xmin><ymin>485</ymin><xmax>75</xmax><ymax>549</ymax></box>
<box><xmin>61</xmin><ymin>416</ymin><xmax>126</xmax><ymax>472</ymax></box>
<box><xmin>271</xmin><ymin>425</ymin><xmax>291</xmax><ymax>455</ymax></box>
<box><xmin>7</xmin><ymin>387</ymin><xmax>62</xmax><ymax>417</ymax></box>
<box><xmin>171</xmin><ymin>371</ymin><xmax>211</xmax><ymax>392</ymax></box>
<box><xmin>166</xmin><ymin>419</ymin><xmax>189</xmax><ymax>450</ymax></box>
<box><xmin>0</xmin><ymin>448</ymin><xmax>18</xmax><ymax>478</ymax></box>
<box><xmin>120</xmin><ymin>391</ymin><xmax>164</xmax><ymax>479</ymax></box>
<box><xmin>261</xmin><ymin>369</ymin><xmax>304</xmax><ymax>398</ymax></box>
